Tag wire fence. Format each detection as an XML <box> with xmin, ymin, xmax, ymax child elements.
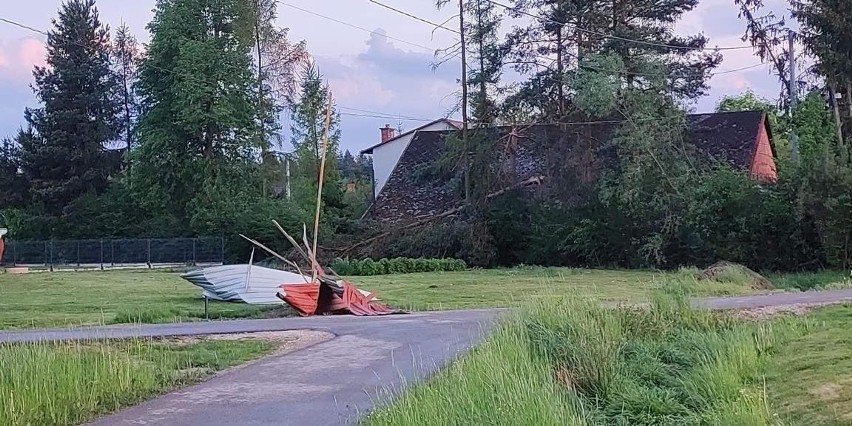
<box><xmin>2</xmin><ymin>237</ymin><xmax>224</xmax><ymax>270</ymax></box>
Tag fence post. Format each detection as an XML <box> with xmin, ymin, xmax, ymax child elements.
<box><xmin>49</xmin><ymin>240</ymin><xmax>54</xmax><ymax>272</ymax></box>
<box><xmin>147</xmin><ymin>239</ymin><xmax>152</xmax><ymax>268</ymax></box>
<box><xmin>100</xmin><ymin>240</ymin><xmax>104</xmax><ymax>270</ymax></box>
<box><xmin>192</xmin><ymin>239</ymin><xmax>197</xmax><ymax>266</ymax></box>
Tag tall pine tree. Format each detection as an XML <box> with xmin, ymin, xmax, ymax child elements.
<box><xmin>21</xmin><ymin>0</ymin><xmax>120</xmax><ymax>215</ymax></box>
<box><xmin>502</xmin><ymin>0</ymin><xmax>720</xmax><ymax>119</ymax></box>
<box><xmin>112</xmin><ymin>22</ymin><xmax>140</xmax><ymax>157</ymax></box>
<box><xmin>289</xmin><ymin>64</ymin><xmax>342</xmax><ymax>208</ymax></box>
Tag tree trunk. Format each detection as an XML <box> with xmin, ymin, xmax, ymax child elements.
<box><xmin>556</xmin><ymin>25</ymin><xmax>564</xmax><ymax>117</ymax></box>
<box><xmin>255</xmin><ymin>0</ymin><xmax>267</xmax><ymax>153</ymax></box>
<box><xmin>459</xmin><ymin>0</ymin><xmax>470</xmax><ymax>203</ymax></box>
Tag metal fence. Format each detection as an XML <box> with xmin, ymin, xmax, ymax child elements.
<box><xmin>3</xmin><ymin>237</ymin><xmax>224</xmax><ymax>270</ymax></box>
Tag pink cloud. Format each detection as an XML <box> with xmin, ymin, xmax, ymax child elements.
<box><xmin>0</xmin><ymin>37</ymin><xmax>46</xmax><ymax>80</ymax></box>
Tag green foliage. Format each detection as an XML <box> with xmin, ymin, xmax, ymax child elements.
<box><xmin>0</xmin><ymin>133</ymin><xmax>29</xmax><ymax>208</ymax></box>
<box><xmin>131</xmin><ymin>0</ymin><xmax>260</xmax><ymax>218</ymax></box>
<box><xmin>331</xmin><ymin>257</ymin><xmax>467</xmax><ymax>276</ymax></box>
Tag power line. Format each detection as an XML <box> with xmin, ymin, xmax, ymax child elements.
<box><xmin>364</xmin><ymin>0</ymin><xmax>460</xmax><ymax>35</ymax></box>
<box><xmin>340</xmin><ymin>112</ymin><xmax>433</xmax><ymax>122</ymax></box>
<box><xmin>338</xmin><ymin>106</ymin><xmax>433</xmax><ymax>121</ymax></box>
<box><xmin>710</xmin><ymin>63</ymin><xmax>765</xmax><ymax>76</ymax></box>
<box><xmin>484</xmin><ymin>0</ymin><xmax>753</xmax><ymax>52</ymax></box>
<box><xmin>280</xmin><ymin>2</ymin><xmax>438</xmax><ymax>52</ymax></box>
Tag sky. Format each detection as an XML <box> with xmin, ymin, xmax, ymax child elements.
<box><xmin>0</xmin><ymin>0</ymin><xmax>793</xmax><ymax>154</ymax></box>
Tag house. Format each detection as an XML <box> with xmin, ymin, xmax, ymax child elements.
<box><xmin>360</xmin><ymin>119</ymin><xmax>462</xmax><ymax>198</ymax></box>
<box><xmin>361</xmin><ymin>111</ymin><xmax>778</xmax><ymax>224</ymax></box>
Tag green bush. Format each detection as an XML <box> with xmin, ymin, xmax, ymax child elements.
<box><xmin>331</xmin><ymin>257</ymin><xmax>467</xmax><ymax>276</ymax></box>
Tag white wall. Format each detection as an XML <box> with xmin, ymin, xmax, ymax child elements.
<box><xmin>371</xmin><ymin>121</ymin><xmax>456</xmax><ymax>197</ymax></box>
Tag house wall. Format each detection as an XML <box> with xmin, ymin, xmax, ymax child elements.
<box><xmin>371</xmin><ymin>121</ymin><xmax>457</xmax><ymax>197</ymax></box>
<box><xmin>750</xmin><ymin>118</ymin><xmax>778</xmax><ymax>182</ymax></box>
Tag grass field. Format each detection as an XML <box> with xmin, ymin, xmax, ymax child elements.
<box><xmin>0</xmin><ymin>267</ymin><xmax>756</xmax><ymax>329</ymax></box>
<box><xmin>0</xmin><ymin>266</ymin><xmax>847</xmax><ymax>329</ymax></box>
<box><xmin>765</xmin><ymin>304</ymin><xmax>852</xmax><ymax>425</ymax></box>
<box><xmin>0</xmin><ymin>338</ymin><xmax>271</xmax><ymax>426</ymax></box>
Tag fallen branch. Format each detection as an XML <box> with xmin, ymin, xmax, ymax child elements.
<box><xmin>335</xmin><ymin>176</ymin><xmax>545</xmax><ymax>256</ymax></box>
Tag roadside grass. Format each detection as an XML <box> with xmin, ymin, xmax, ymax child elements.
<box><xmin>364</xmin><ymin>278</ymin><xmax>799</xmax><ymax>426</ymax></box>
<box><xmin>766</xmin><ymin>270</ymin><xmax>852</xmax><ymax>291</ymax></box>
<box><xmin>0</xmin><ymin>338</ymin><xmax>272</xmax><ymax>426</ymax></box>
<box><xmin>764</xmin><ymin>303</ymin><xmax>852</xmax><ymax>425</ymax></box>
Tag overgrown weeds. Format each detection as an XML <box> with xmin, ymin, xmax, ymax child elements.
<box><xmin>0</xmin><ymin>338</ymin><xmax>270</xmax><ymax>426</ymax></box>
<box><xmin>366</xmin><ymin>282</ymin><xmax>789</xmax><ymax>425</ymax></box>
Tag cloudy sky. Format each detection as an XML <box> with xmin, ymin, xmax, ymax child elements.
<box><xmin>0</xmin><ymin>0</ymin><xmax>791</xmax><ymax>153</ymax></box>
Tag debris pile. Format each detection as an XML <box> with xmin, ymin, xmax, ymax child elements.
<box><xmin>241</xmin><ymin>221</ymin><xmax>401</xmax><ymax>316</ymax></box>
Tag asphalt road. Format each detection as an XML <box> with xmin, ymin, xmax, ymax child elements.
<box><xmin>1</xmin><ymin>289</ymin><xmax>851</xmax><ymax>426</ymax></box>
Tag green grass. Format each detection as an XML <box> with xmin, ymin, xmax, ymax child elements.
<box><xmin>1</xmin><ymin>266</ymin><xmax>841</xmax><ymax>329</ymax></box>
<box><xmin>764</xmin><ymin>304</ymin><xmax>852</xmax><ymax>425</ymax></box>
<box><xmin>365</xmin><ymin>282</ymin><xmax>787</xmax><ymax>425</ymax></box>
<box><xmin>0</xmin><ymin>270</ymin><xmax>286</xmax><ymax>329</ymax></box>
<box><xmin>356</xmin><ymin>267</ymin><xmax>754</xmax><ymax>311</ymax></box>
<box><xmin>766</xmin><ymin>270</ymin><xmax>852</xmax><ymax>291</ymax></box>
<box><xmin>0</xmin><ymin>338</ymin><xmax>272</xmax><ymax>426</ymax></box>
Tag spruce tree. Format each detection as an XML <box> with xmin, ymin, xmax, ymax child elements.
<box><xmin>112</xmin><ymin>22</ymin><xmax>140</xmax><ymax>157</ymax></box>
<box><xmin>21</xmin><ymin>0</ymin><xmax>120</xmax><ymax>214</ymax></box>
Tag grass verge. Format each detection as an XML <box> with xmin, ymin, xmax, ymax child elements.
<box><xmin>365</xmin><ymin>283</ymin><xmax>796</xmax><ymax>425</ymax></box>
<box><xmin>764</xmin><ymin>303</ymin><xmax>852</xmax><ymax>425</ymax></box>
<box><xmin>0</xmin><ymin>338</ymin><xmax>271</xmax><ymax>426</ymax></box>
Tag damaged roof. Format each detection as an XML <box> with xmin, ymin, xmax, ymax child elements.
<box><xmin>367</xmin><ymin>111</ymin><xmax>773</xmax><ymax>224</ymax></box>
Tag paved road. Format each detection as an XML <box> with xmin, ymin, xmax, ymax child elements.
<box><xmin>2</xmin><ymin>289</ymin><xmax>851</xmax><ymax>426</ymax></box>
<box><xmin>692</xmin><ymin>288</ymin><xmax>852</xmax><ymax>310</ymax></box>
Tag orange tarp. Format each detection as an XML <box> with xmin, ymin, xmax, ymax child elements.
<box><xmin>278</xmin><ymin>282</ymin><xmax>400</xmax><ymax>316</ymax></box>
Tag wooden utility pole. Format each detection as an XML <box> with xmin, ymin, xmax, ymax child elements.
<box><xmin>311</xmin><ymin>92</ymin><xmax>334</xmax><ymax>281</ymax></box>
<box><xmin>788</xmin><ymin>31</ymin><xmax>800</xmax><ymax>163</ymax></box>
<box><xmin>255</xmin><ymin>0</ymin><xmax>268</xmax><ymax>152</ymax></box>
<box><xmin>459</xmin><ymin>0</ymin><xmax>470</xmax><ymax>203</ymax></box>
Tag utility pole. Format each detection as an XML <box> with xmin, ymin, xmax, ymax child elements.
<box><xmin>459</xmin><ymin>0</ymin><xmax>470</xmax><ymax>203</ymax></box>
<box><xmin>788</xmin><ymin>30</ymin><xmax>800</xmax><ymax>163</ymax></box>
<box><xmin>285</xmin><ymin>155</ymin><xmax>291</xmax><ymax>201</ymax></box>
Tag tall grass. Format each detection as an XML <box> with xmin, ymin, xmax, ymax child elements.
<box><xmin>366</xmin><ymin>283</ymin><xmax>787</xmax><ymax>425</ymax></box>
<box><xmin>0</xmin><ymin>339</ymin><xmax>270</xmax><ymax>426</ymax></box>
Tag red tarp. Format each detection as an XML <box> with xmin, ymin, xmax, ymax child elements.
<box><xmin>278</xmin><ymin>282</ymin><xmax>400</xmax><ymax>316</ymax></box>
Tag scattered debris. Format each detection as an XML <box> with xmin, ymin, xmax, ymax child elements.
<box><xmin>700</xmin><ymin>260</ymin><xmax>775</xmax><ymax>290</ymax></box>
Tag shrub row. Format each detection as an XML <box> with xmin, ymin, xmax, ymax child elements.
<box><xmin>331</xmin><ymin>257</ymin><xmax>467</xmax><ymax>276</ymax></box>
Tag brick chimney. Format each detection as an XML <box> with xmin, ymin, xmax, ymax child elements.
<box><xmin>380</xmin><ymin>124</ymin><xmax>396</xmax><ymax>143</ymax></box>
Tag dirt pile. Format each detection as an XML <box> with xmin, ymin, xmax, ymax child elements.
<box><xmin>700</xmin><ymin>261</ymin><xmax>775</xmax><ymax>290</ymax></box>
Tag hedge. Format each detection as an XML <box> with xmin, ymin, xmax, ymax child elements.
<box><xmin>331</xmin><ymin>257</ymin><xmax>467</xmax><ymax>276</ymax></box>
